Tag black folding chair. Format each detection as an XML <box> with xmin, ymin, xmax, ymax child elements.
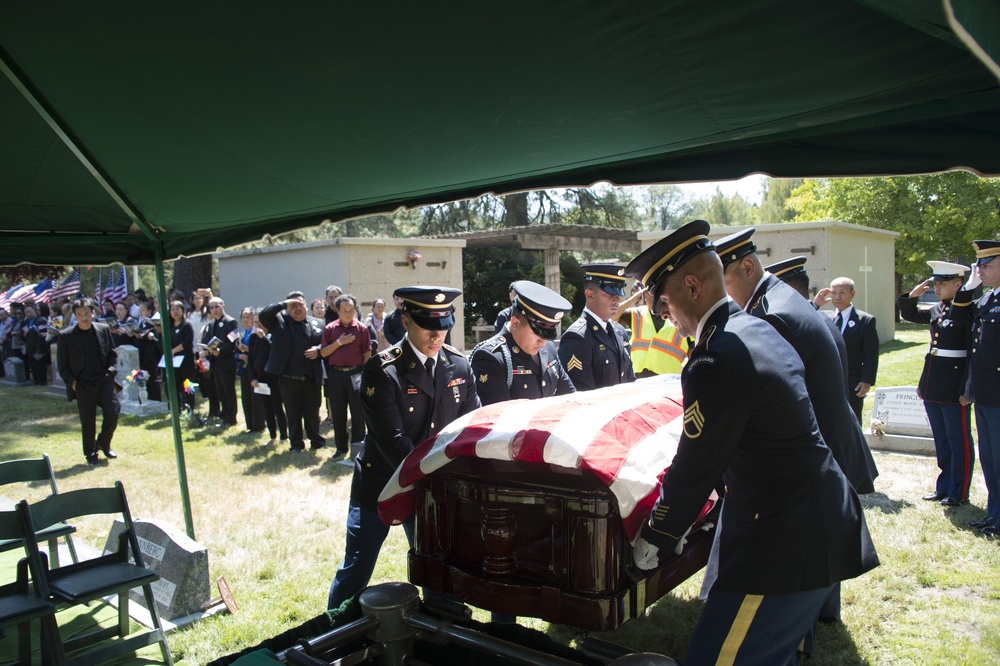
<box><xmin>0</xmin><ymin>501</ymin><xmax>64</xmax><ymax>665</ymax></box>
<box><xmin>0</xmin><ymin>454</ymin><xmax>79</xmax><ymax>568</ymax></box>
<box><xmin>21</xmin><ymin>481</ymin><xmax>173</xmax><ymax>665</ymax></box>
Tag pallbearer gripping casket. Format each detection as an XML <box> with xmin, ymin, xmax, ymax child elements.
<box><xmin>327</xmin><ymin>285</ymin><xmax>480</xmax><ymax>610</ymax></box>
<box><xmin>625</xmin><ymin>220</ymin><xmax>878</xmax><ymax>665</ymax></box>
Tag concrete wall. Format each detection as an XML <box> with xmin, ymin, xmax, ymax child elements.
<box><xmin>217</xmin><ymin>237</ymin><xmax>467</xmax><ymax>349</ymax></box>
<box><xmin>638</xmin><ymin>220</ymin><xmax>898</xmax><ymax>343</ymax></box>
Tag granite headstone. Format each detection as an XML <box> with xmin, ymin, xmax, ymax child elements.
<box><xmin>116</xmin><ymin>345</ymin><xmax>141</xmax><ymax>403</ymax></box>
<box><xmin>871</xmin><ymin>386</ymin><xmax>932</xmax><ymax>437</ymax></box>
<box><xmin>3</xmin><ymin>357</ymin><xmax>31</xmax><ymax>385</ymax></box>
<box><xmin>104</xmin><ymin>518</ymin><xmax>210</xmax><ymax>621</ymax></box>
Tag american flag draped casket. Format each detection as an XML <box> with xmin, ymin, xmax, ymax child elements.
<box><xmin>378</xmin><ymin>376</ymin><xmax>718</xmax><ymax>630</ymax></box>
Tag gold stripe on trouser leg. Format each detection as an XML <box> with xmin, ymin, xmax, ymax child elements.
<box><xmin>716</xmin><ymin>594</ymin><xmax>763</xmax><ymax>665</ymax></box>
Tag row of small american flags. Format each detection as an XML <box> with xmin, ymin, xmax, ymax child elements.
<box><xmin>0</xmin><ymin>267</ymin><xmax>127</xmax><ymax>309</ymax></box>
<box><xmin>378</xmin><ymin>375</ymin><xmax>715</xmax><ymax>543</ymax></box>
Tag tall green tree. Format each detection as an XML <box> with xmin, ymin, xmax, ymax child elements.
<box><xmin>789</xmin><ymin>173</ymin><xmax>1000</xmax><ymax>285</ymax></box>
<box><xmin>758</xmin><ymin>178</ymin><xmax>803</xmax><ymax>225</ymax></box>
<box><xmin>693</xmin><ymin>188</ymin><xmax>756</xmax><ymax>227</ymax></box>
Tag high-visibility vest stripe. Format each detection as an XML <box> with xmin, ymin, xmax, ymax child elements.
<box><xmin>630</xmin><ymin>308</ymin><xmax>686</xmax><ymax>374</ymax></box>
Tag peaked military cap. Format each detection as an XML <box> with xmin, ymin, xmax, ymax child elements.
<box><xmin>624</xmin><ymin>219</ymin><xmax>714</xmax><ymax>291</ymax></box>
<box><xmin>394</xmin><ymin>285</ymin><xmax>460</xmax><ymax>330</ymax></box>
<box><xmin>766</xmin><ymin>256</ymin><xmax>808</xmax><ymax>280</ymax></box>
<box><xmin>581</xmin><ymin>263</ymin><xmax>628</xmax><ymax>297</ymax></box>
<box><xmin>714</xmin><ymin>227</ymin><xmax>757</xmax><ymax>268</ymax></box>
<box><xmin>512</xmin><ymin>280</ymin><xmax>571</xmax><ymax>340</ymax></box>
<box><xmin>973</xmin><ymin>240</ymin><xmax>1000</xmax><ymax>266</ymax></box>
<box><xmin>927</xmin><ymin>260</ymin><xmax>969</xmax><ymax>281</ymax></box>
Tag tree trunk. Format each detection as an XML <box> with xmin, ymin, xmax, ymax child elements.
<box><xmin>172</xmin><ymin>256</ymin><xmax>213</xmax><ymax>297</ymax></box>
<box><xmin>502</xmin><ymin>192</ymin><xmax>529</xmax><ymax>228</ymax></box>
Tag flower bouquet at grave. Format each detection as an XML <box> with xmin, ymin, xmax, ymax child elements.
<box><xmin>126</xmin><ymin>369</ymin><xmax>150</xmax><ymax>387</ymax></box>
<box><xmin>407</xmin><ymin>248</ymin><xmax>422</xmax><ymax>269</ymax></box>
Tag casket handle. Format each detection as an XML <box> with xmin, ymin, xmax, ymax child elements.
<box><xmin>545</xmin><ymin>498</ymin><xmax>565</xmax><ymax>577</ymax></box>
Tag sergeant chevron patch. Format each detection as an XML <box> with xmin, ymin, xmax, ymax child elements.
<box><xmin>683</xmin><ymin>401</ymin><xmax>705</xmax><ymax>438</ymax></box>
<box><xmin>566</xmin><ymin>355</ymin><xmax>583</xmax><ymax>372</ymax></box>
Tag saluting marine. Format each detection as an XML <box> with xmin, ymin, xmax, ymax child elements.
<box><xmin>327</xmin><ymin>285</ymin><xmax>480</xmax><ymax>610</ymax></box>
<box><xmin>472</xmin><ymin>280</ymin><xmax>575</xmax><ymax>405</ymax></box>
<box><xmin>964</xmin><ymin>241</ymin><xmax>1000</xmax><ymax>535</ymax></box>
<box><xmin>558</xmin><ymin>263</ymin><xmax>635</xmax><ymax>391</ymax></box>
<box><xmin>900</xmin><ymin>261</ymin><xmax>976</xmax><ymax>507</ymax></box>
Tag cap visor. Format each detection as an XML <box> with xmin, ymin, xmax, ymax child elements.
<box><xmin>977</xmin><ymin>256</ymin><xmax>997</xmax><ymax>266</ymax></box>
<box><xmin>600</xmin><ymin>284</ymin><xmax>626</xmax><ymax>297</ymax></box>
<box><xmin>408</xmin><ymin>313</ymin><xmax>455</xmax><ymax>330</ymax></box>
<box><xmin>527</xmin><ymin>320</ymin><xmax>558</xmax><ymax>340</ymax></box>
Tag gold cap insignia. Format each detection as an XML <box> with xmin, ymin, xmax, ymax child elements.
<box><xmin>434</xmin><ymin>293</ymin><xmax>446</xmax><ymax>303</ymax></box>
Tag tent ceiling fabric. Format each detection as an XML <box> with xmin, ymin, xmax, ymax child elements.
<box><xmin>1</xmin><ymin>1</ymin><xmax>998</xmax><ymax>266</ymax></box>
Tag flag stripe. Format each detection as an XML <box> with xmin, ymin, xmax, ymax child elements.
<box><xmin>379</xmin><ymin>376</ymin><xmax>704</xmax><ymax>542</ymax></box>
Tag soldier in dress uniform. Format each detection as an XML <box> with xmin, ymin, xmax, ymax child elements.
<box><xmin>765</xmin><ymin>255</ymin><xmax>850</xmax><ymax>382</ymax></box>
<box><xmin>625</xmin><ymin>220</ymin><xmax>878</xmax><ymax>665</ymax></box>
<box><xmin>715</xmin><ymin>228</ymin><xmax>877</xmax><ymax>496</ymax></box>
<box><xmin>472</xmin><ymin>280</ymin><xmax>574</xmax><ymax>404</ymax></box>
<box><xmin>963</xmin><ymin>240</ymin><xmax>1000</xmax><ymax>535</ymax></box>
<box><xmin>327</xmin><ymin>285</ymin><xmax>481</xmax><ymax>610</ymax></box>
<box><xmin>900</xmin><ymin>261</ymin><xmax>976</xmax><ymax>506</ymax></box>
<box><xmin>558</xmin><ymin>264</ymin><xmax>635</xmax><ymax>391</ymax></box>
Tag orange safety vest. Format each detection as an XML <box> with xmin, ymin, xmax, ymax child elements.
<box><xmin>629</xmin><ymin>307</ymin><xmax>687</xmax><ymax>375</ymax></box>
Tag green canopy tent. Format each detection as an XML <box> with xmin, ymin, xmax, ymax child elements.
<box><xmin>2</xmin><ymin>0</ymin><xmax>999</xmax><ymax>538</ymax></box>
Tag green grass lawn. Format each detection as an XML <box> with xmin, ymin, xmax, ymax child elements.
<box><xmin>2</xmin><ymin>321</ymin><xmax>999</xmax><ymax>665</ymax></box>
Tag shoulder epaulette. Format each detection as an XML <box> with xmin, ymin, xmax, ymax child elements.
<box><xmin>565</xmin><ymin>317</ymin><xmax>586</xmax><ymax>335</ymax></box>
<box><xmin>442</xmin><ymin>342</ymin><xmax>465</xmax><ymax>358</ymax></box>
<box><xmin>378</xmin><ymin>347</ymin><xmax>402</xmax><ymax>366</ymax></box>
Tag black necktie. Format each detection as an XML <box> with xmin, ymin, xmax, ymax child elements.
<box><xmin>424</xmin><ymin>357</ymin><xmax>435</xmax><ymax>379</ymax></box>
<box><xmin>606</xmin><ymin>323</ymin><xmax>620</xmax><ymax>351</ymax></box>
<box><xmin>834</xmin><ymin>312</ymin><xmax>843</xmax><ymax>333</ymax></box>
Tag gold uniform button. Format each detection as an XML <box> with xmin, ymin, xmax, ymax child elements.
<box><xmin>365</xmin><ymin>463</ymin><xmax>371</xmax><ymax>468</ymax></box>
<box><xmin>408</xmin><ymin>407</ymin><xmax>414</xmax><ymax>412</ymax></box>
<box><xmin>522</xmin><ymin>383</ymin><xmax>528</xmax><ymax>389</ymax></box>
<box><xmin>430</xmin><ymin>422</ymin><xmax>434</xmax><ymax>429</ymax></box>
<box><xmin>605</xmin><ymin>359</ymin><xmax>610</xmax><ymax>364</ymax></box>
<box><xmin>754</xmin><ymin>513</ymin><xmax>760</xmax><ymax>521</ymax></box>
<box><xmin>541</xmin><ymin>381</ymin><xmax>546</xmax><ymax>387</ymax></box>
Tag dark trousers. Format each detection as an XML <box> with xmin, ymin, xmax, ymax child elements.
<box><xmin>328</xmin><ymin>502</ymin><xmax>414</xmax><ymax>610</ymax></box>
<box><xmin>685</xmin><ymin>584</ymin><xmax>836</xmax><ymax>666</ymax></box>
<box><xmin>29</xmin><ymin>355</ymin><xmax>48</xmax><ymax>385</ymax></box>
<box><xmin>201</xmin><ymin>368</ymin><xmax>220</xmax><ymax>417</ymax></box>
<box><xmin>240</xmin><ymin>371</ymin><xmax>260</xmax><ymax>431</ymax></box>
<box><xmin>326</xmin><ymin>368</ymin><xmax>366</xmax><ymax>451</ymax></box>
<box><xmin>280</xmin><ymin>376</ymin><xmax>324</xmax><ymax>449</ymax></box>
<box><xmin>214</xmin><ymin>363</ymin><xmax>238</xmax><ymax>426</ymax></box>
<box><xmin>848</xmin><ymin>392</ymin><xmax>864</xmax><ymax>425</ymax></box>
<box><xmin>74</xmin><ymin>376</ymin><xmax>120</xmax><ymax>458</ymax></box>
<box><xmin>926</xmin><ymin>401</ymin><xmax>975</xmax><ymax>501</ymax></box>
<box><xmin>975</xmin><ymin>403</ymin><xmax>1000</xmax><ymax>522</ymax></box>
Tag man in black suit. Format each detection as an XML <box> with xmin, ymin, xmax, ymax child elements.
<box><xmin>815</xmin><ymin>278</ymin><xmax>880</xmax><ymax>424</ymax></box>
<box><xmin>715</xmin><ymin>230</ymin><xmax>877</xmax><ymax>495</ymax></box>
<box><xmin>327</xmin><ymin>285</ymin><xmax>480</xmax><ymax>610</ymax></box>
<box><xmin>625</xmin><ymin>221</ymin><xmax>878</xmax><ymax>665</ymax></box>
<box><xmin>382</xmin><ymin>294</ymin><xmax>405</xmax><ymax>346</ymax></box>
<box><xmin>57</xmin><ymin>297</ymin><xmax>120</xmax><ymax>465</ymax></box>
<box><xmin>558</xmin><ymin>264</ymin><xmax>635</xmax><ymax>391</ymax></box>
<box><xmin>259</xmin><ymin>291</ymin><xmax>326</xmax><ymax>452</ymax></box>
<box><xmin>203</xmin><ymin>297</ymin><xmax>240</xmax><ymax>427</ymax></box>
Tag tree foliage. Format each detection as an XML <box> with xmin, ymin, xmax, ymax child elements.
<box><xmin>789</xmin><ymin>173</ymin><xmax>1000</xmax><ymax>284</ymax></box>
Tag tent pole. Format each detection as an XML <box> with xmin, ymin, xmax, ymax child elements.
<box><xmin>155</xmin><ymin>244</ymin><xmax>196</xmax><ymax>539</ymax></box>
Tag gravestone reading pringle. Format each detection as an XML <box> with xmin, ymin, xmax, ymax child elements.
<box><xmin>865</xmin><ymin>386</ymin><xmax>934</xmax><ymax>455</ymax></box>
<box><xmin>104</xmin><ymin>518</ymin><xmax>210</xmax><ymax>621</ymax></box>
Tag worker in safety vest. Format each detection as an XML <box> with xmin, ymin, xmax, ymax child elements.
<box><xmin>625</xmin><ymin>286</ymin><xmax>688</xmax><ymax>377</ymax></box>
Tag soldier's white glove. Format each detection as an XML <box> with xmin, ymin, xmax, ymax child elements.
<box><xmin>966</xmin><ymin>266</ymin><xmax>982</xmax><ymax>291</ymax></box>
<box><xmin>632</xmin><ymin>536</ymin><xmax>660</xmax><ymax>570</ymax></box>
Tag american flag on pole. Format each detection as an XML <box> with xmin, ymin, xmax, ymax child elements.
<box><xmin>108</xmin><ymin>267</ymin><xmax>128</xmax><ymax>303</ymax></box>
<box><xmin>0</xmin><ymin>284</ymin><xmax>22</xmax><ymax>310</ymax></box>
<box><xmin>32</xmin><ymin>279</ymin><xmax>53</xmax><ymax>304</ymax></box>
<box><xmin>10</xmin><ymin>283</ymin><xmax>38</xmax><ymax>304</ymax></box>
<box><xmin>379</xmin><ymin>376</ymin><xmax>714</xmax><ymax>543</ymax></box>
<box><xmin>51</xmin><ymin>269</ymin><xmax>81</xmax><ymax>300</ymax></box>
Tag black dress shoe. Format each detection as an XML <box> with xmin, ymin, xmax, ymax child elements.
<box><xmin>922</xmin><ymin>491</ymin><xmax>947</xmax><ymax>501</ymax></box>
<box><xmin>940</xmin><ymin>497</ymin><xmax>969</xmax><ymax>507</ymax></box>
<box><xmin>969</xmin><ymin>517</ymin><xmax>994</xmax><ymax>528</ymax></box>
<box><xmin>101</xmin><ymin>447</ymin><xmax>117</xmax><ymax>459</ymax></box>
<box><xmin>978</xmin><ymin>523</ymin><xmax>1000</xmax><ymax>536</ymax></box>
<box><xmin>86</xmin><ymin>454</ymin><xmax>100</xmax><ymax>465</ymax></box>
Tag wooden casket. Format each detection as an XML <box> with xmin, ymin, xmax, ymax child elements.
<box><xmin>379</xmin><ymin>377</ymin><xmax>718</xmax><ymax>632</ymax></box>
